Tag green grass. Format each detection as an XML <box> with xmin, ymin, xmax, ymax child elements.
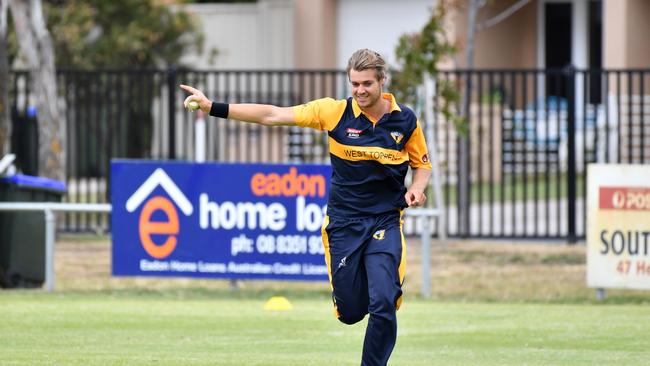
<box><xmin>441</xmin><ymin>172</ymin><xmax>586</xmax><ymax>204</ymax></box>
<box><xmin>1</xmin><ymin>290</ymin><xmax>649</xmax><ymax>365</ymax></box>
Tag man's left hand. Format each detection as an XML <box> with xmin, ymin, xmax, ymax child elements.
<box><xmin>405</xmin><ymin>189</ymin><xmax>426</xmax><ymax>207</ymax></box>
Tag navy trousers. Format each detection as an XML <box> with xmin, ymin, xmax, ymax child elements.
<box><xmin>322</xmin><ymin>211</ymin><xmax>405</xmax><ymax>366</ymax></box>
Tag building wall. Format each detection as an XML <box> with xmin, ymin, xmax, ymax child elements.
<box><xmin>474</xmin><ymin>0</ymin><xmax>537</xmax><ymax>68</ymax></box>
<box><xmin>336</xmin><ymin>0</ymin><xmax>435</xmax><ymax>69</ymax></box>
<box><xmin>179</xmin><ymin>0</ymin><xmax>649</xmax><ymax>71</ymax></box>
<box><xmin>181</xmin><ymin>0</ymin><xmax>435</xmax><ymax>71</ymax></box>
<box><xmin>294</xmin><ymin>0</ymin><xmax>337</xmax><ymax>69</ymax></box>
<box><xmin>453</xmin><ymin>0</ymin><xmax>537</xmax><ymax>69</ymax></box>
<box><xmin>603</xmin><ymin>0</ymin><xmax>626</xmax><ymax>68</ymax></box>
<box><xmin>603</xmin><ymin>0</ymin><xmax>650</xmax><ymax>69</ymax></box>
<box><xmin>179</xmin><ymin>0</ymin><xmax>294</xmax><ymax>69</ymax></box>
<box><xmin>625</xmin><ymin>0</ymin><xmax>650</xmax><ymax>68</ymax></box>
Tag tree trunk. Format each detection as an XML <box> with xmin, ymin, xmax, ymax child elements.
<box><xmin>0</xmin><ymin>0</ymin><xmax>10</xmax><ymax>155</ymax></box>
<box><xmin>457</xmin><ymin>0</ymin><xmax>479</xmax><ymax>237</ymax></box>
<box><xmin>9</xmin><ymin>0</ymin><xmax>65</xmax><ymax>181</ymax></box>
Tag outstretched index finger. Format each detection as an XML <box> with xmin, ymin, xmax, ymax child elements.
<box><xmin>180</xmin><ymin>84</ymin><xmax>200</xmax><ymax>95</ymax></box>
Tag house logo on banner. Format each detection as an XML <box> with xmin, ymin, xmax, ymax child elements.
<box><xmin>125</xmin><ymin>168</ymin><xmax>193</xmax><ymax>259</ymax></box>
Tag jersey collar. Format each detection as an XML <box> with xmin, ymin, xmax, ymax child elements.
<box><xmin>352</xmin><ymin>93</ymin><xmax>402</xmax><ymax>118</ymax></box>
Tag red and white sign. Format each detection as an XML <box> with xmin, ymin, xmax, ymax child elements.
<box><xmin>586</xmin><ymin>164</ymin><xmax>650</xmax><ymax>290</ymax></box>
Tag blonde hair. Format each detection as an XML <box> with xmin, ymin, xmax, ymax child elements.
<box><xmin>346</xmin><ymin>49</ymin><xmax>386</xmax><ymax>81</ymax></box>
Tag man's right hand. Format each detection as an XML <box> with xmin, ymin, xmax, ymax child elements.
<box><xmin>180</xmin><ymin>84</ymin><xmax>212</xmax><ymax>113</ymax></box>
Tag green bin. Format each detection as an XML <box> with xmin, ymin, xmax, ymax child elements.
<box><xmin>0</xmin><ymin>175</ymin><xmax>66</xmax><ymax>288</ymax></box>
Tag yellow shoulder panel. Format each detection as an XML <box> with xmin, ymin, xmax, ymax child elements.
<box><xmin>406</xmin><ymin>120</ymin><xmax>433</xmax><ymax>169</ymax></box>
<box><xmin>293</xmin><ymin>98</ymin><xmax>347</xmax><ymax>131</ymax></box>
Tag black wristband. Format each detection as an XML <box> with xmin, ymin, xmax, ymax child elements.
<box><xmin>209</xmin><ymin>102</ymin><xmax>229</xmax><ymax>118</ymax></box>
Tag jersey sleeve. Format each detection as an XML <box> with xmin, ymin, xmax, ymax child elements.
<box><xmin>405</xmin><ymin>120</ymin><xmax>433</xmax><ymax>169</ymax></box>
<box><xmin>292</xmin><ymin>98</ymin><xmax>347</xmax><ymax>131</ymax></box>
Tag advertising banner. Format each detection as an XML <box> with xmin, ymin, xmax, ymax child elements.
<box><xmin>111</xmin><ymin>160</ymin><xmax>331</xmax><ymax>281</ymax></box>
<box><xmin>586</xmin><ymin>164</ymin><xmax>650</xmax><ymax>289</ymax></box>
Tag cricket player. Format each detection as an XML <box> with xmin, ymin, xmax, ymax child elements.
<box><xmin>181</xmin><ymin>48</ymin><xmax>432</xmax><ymax>366</ymax></box>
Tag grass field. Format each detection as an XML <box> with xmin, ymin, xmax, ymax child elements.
<box><xmin>1</xmin><ymin>237</ymin><xmax>650</xmax><ymax>365</ymax></box>
<box><xmin>441</xmin><ymin>172</ymin><xmax>585</xmax><ymax>204</ymax></box>
<box><xmin>2</xmin><ymin>292</ymin><xmax>649</xmax><ymax>365</ymax></box>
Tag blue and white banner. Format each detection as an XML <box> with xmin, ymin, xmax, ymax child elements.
<box><xmin>111</xmin><ymin>160</ymin><xmax>331</xmax><ymax>281</ymax></box>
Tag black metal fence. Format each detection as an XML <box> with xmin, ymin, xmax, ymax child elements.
<box><xmin>9</xmin><ymin>69</ymin><xmax>349</xmax><ymax>233</ymax></box>
<box><xmin>7</xmin><ymin>68</ymin><xmax>650</xmax><ymax>239</ymax></box>
<box><xmin>435</xmin><ymin>68</ymin><xmax>649</xmax><ymax>240</ymax></box>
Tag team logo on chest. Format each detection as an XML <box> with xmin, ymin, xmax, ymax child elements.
<box><xmin>390</xmin><ymin>131</ymin><xmax>404</xmax><ymax>144</ymax></box>
<box><xmin>346</xmin><ymin>128</ymin><xmax>363</xmax><ymax>139</ymax></box>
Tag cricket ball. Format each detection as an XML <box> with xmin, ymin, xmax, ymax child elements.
<box><xmin>188</xmin><ymin>101</ymin><xmax>200</xmax><ymax>110</ymax></box>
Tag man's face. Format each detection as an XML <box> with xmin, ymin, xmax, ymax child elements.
<box><xmin>349</xmin><ymin>69</ymin><xmax>383</xmax><ymax>109</ymax></box>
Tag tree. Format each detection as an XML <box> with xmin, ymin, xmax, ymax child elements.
<box><xmin>43</xmin><ymin>1</ymin><xmax>204</xmax><ymax>173</ymax></box>
<box><xmin>392</xmin><ymin>0</ymin><xmax>531</xmax><ymax>237</ymax></box>
<box><xmin>1</xmin><ymin>0</ymin><xmax>204</xmax><ymax>179</ymax></box>
<box><xmin>0</xmin><ymin>0</ymin><xmax>10</xmax><ymax>156</ymax></box>
<box><xmin>42</xmin><ymin>0</ymin><xmax>203</xmax><ymax>69</ymax></box>
<box><xmin>462</xmin><ymin>0</ymin><xmax>531</xmax><ymax>70</ymax></box>
<box><xmin>5</xmin><ymin>0</ymin><xmax>64</xmax><ymax>181</ymax></box>
<box><xmin>392</xmin><ymin>0</ymin><xmax>532</xmax><ymax>115</ymax></box>
<box><xmin>391</xmin><ymin>1</ymin><xmax>461</xmax><ymax>132</ymax></box>
<box><xmin>457</xmin><ymin>0</ymin><xmax>531</xmax><ymax>237</ymax></box>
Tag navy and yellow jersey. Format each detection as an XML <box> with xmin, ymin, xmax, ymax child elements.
<box><xmin>293</xmin><ymin>93</ymin><xmax>432</xmax><ymax>217</ymax></box>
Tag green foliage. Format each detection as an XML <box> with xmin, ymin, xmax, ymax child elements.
<box><xmin>42</xmin><ymin>0</ymin><xmax>203</xmax><ymax>69</ymax></box>
<box><xmin>438</xmin><ymin>78</ymin><xmax>467</xmax><ymax>135</ymax></box>
<box><xmin>391</xmin><ymin>1</ymin><xmax>467</xmax><ymax>134</ymax></box>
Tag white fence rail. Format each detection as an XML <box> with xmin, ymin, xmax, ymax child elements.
<box><xmin>0</xmin><ymin>203</ymin><xmax>442</xmax><ymax>296</ymax></box>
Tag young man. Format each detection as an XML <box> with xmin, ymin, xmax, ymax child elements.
<box><xmin>180</xmin><ymin>49</ymin><xmax>431</xmax><ymax>366</ymax></box>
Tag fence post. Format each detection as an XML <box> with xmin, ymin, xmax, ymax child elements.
<box><xmin>564</xmin><ymin>65</ymin><xmax>577</xmax><ymax>244</ymax></box>
<box><xmin>420</xmin><ymin>216</ymin><xmax>431</xmax><ymax>298</ymax></box>
<box><xmin>458</xmin><ymin>71</ymin><xmax>472</xmax><ymax>238</ymax></box>
<box><xmin>44</xmin><ymin>209</ymin><xmax>55</xmax><ymax>292</ymax></box>
<box><xmin>167</xmin><ymin>67</ymin><xmax>177</xmax><ymax>159</ymax></box>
